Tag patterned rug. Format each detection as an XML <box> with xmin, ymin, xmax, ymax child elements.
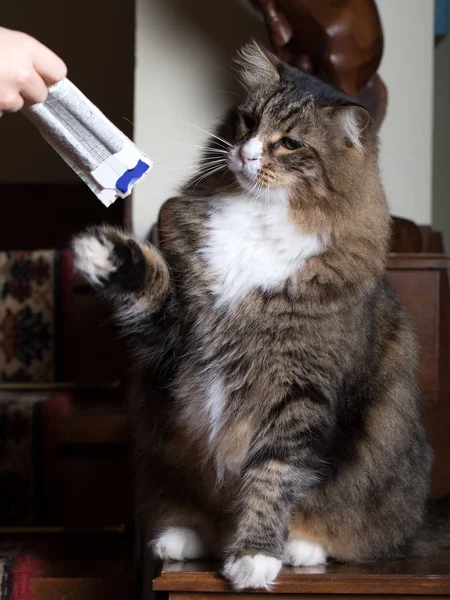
<box><xmin>0</xmin><ymin>252</ymin><xmax>56</xmax><ymax>383</ymax></box>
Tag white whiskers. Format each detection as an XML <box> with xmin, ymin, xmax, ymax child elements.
<box><xmin>155</xmin><ymin>155</ymin><xmax>227</xmax><ymax>173</ymax></box>
<box><xmin>156</xmin><ymin>137</ymin><xmax>229</xmax><ymax>154</ymax></box>
<box><xmin>154</xmin><ymin>121</ymin><xmax>239</xmax><ymax>186</ymax></box>
<box><xmin>182</xmin><ymin>121</ymin><xmax>233</xmax><ymax>151</ymax></box>
<box><xmin>191</xmin><ymin>163</ymin><xmax>228</xmax><ymax>190</ymax></box>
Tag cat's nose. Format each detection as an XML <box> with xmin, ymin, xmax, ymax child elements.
<box><xmin>239</xmin><ymin>148</ymin><xmax>259</xmax><ymax>164</ymax></box>
<box><xmin>239</xmin><ymin>138</ymin><xmax>262</xmax><ymax>164</ymax></box>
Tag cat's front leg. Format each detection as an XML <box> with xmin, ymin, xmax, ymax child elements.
<box><xmin>223</xmin><ymin>461</ymin><xmax>326</xmax><ymax>590</ymax></box>
<box><xmin>72</xmin><ymin>226</ymin><xmax>171</xmax><ymax>322</ymax></box>
<box><xmin>222</xmin><ymin>459</ymin><xmax>293</xmax><ymax>591</ymax></box>
<box><xmin>223</xmin><ymin>387</ymin><xmax>333</xmax><ymax>591</ymax></box>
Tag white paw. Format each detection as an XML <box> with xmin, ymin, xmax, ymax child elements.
<box><xmin>150</xmin><ymin>526</ymin><xmax>208</xmax><ymax>561</ymax></box>
<box><xmin>222</xmin><ymin>554</ymin><xmax>282</xmax><ymax>591</ymax></box>
<box><xmin>72</xmin><ymin>234</ymin><xmax>116</xmax><ymax>285</ymax></box>
<box><xmin>284</xmin><ymin>539</ymin><xmax>327</xmax><ymax>567</ymax></box>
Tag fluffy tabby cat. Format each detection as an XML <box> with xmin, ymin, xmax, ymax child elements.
<box><xmin>73</xmin><ymin>42</ymin><xmax>450</xmax><ymax>591</ymax></box>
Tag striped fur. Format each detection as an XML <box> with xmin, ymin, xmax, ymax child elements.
<box><xmin>72</xmin><ymin>42</ymin><xmax>446</xmax><ymax>591</ymax></box>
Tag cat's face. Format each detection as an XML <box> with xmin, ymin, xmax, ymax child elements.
<box><xmin>227</xmin><ymin>99</ymin><xmax>323</xmax><ymax>194</ymax></box>
<box><xmin>224</xmin><ymin>42</ymin><xmax>370</xmax><ymax>198</ymax></box>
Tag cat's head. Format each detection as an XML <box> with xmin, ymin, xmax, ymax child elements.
<box><xmin>223</xmin><ymin>41</ymin><xmax>373</xmax><ymax>199</ymax></box>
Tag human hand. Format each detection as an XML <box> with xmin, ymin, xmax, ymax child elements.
<box><xmin>0</xmin><ymin>27</ymin><xmax>67</xmax><ymax>115</ymax></box>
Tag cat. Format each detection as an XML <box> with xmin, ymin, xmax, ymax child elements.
<box><xmin>72</xmin><ymin>42</ymin><xmax>450</xmax><ymax>591</ymax></box>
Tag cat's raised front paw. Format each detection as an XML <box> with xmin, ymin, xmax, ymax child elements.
<box><xmin>72</xmin><ymin>229</ymin><xmax>117</xmax><ymax>286</ymax></box>
<box><xmin>222</xmin><ymin>554</ymin><xmax>282</xmax><ymax>591</ymax></box>
<box><xmin>151</xmin><ymin>526</ymin><xmax>208</xmax><ymax>561</ymax></box>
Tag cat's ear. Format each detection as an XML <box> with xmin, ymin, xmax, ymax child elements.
<box><xmin>235</xmin><ymin>40</ymin><xmax>280</xmax><ymax>89</ymax></box>
<box><xmin>325</xmin><ymin>105</ymin><xmax>371</xmax><ymax>150</ymax></box>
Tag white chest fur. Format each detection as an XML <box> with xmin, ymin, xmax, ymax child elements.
<box><xmin>200</xmin><ymin>190</ymin><xmax>325</xmax><ymax>306</ymax></box>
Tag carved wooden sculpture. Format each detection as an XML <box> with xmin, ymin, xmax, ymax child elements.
<box><xmin>251</xmin><ymin>0</ymin><xmax>387</xmax><ymax>130</ymax></box>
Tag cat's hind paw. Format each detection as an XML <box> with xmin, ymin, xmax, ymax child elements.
<box><xmin>284</xmin><ymin>539</ymin><xmax>327</xmax><ymax>567</ymax></box>
<box><xmin>222</xmin><ymin>554</ymin><xmax>282</xmax><ymax>591</ymax></box>
<box><xmin>151</xmin><ymin>526</ymin><xmax>208</xmax><ymax>561</ymax></box>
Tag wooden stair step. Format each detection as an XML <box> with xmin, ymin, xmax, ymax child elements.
<box><xmin>14</xmin><ymin>532</ymin><xmax>137</xmax><ymax>600</ymax></box>
<box><xmin>52</xmin><ymin>395</ymin><xmax>129</xmax><ymax>445</ymax></box>
<box><xmin>55</xmin><ymin>413</ymin><xmax>129</xmax><ymax>445</ymax></box>
<box><xmin>33</xmin><ymin>577</ymin><xmax>136</xmax><ymax>600</ymax></box>
<box><xmin>153</xmin><ymin>549</ymin><xmax>450</xmax><ymax>595</ymax></box>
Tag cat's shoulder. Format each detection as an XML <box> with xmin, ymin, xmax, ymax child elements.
<box><xmin>156</xmin><ymin>197</ymin><xmax>184</xmax><ymax>251</ymax></box>
<box><xmin>158</xmin><ymin>196</ymin><xmax>183</xmax><ymax>231</ymax></box>
<box><xmin>158</xmin><ymin>196</ymin><xmax>207</xmax><ymax>227</ymax></box>
<box><xmin>157</xmin><ymin>196</ymin><xmax>209</xmax><ymax>253</ymax></box>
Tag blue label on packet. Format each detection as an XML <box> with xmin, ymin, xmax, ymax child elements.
<box><xmin>115</xmin><ymin>160</ymin><xmax>150</xmax><ymax>193</ymax></box>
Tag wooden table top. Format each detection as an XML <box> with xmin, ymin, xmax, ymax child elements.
<box><xmin>153</xmin><ymin>551</ymin><xmax>450</xmax><ymax>594</ymax></box>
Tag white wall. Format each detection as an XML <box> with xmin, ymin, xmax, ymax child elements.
<box><xmin>133</xmin><ymin>0</ymin><xmax>435</xmax><ymax>238</ymax></box>
<box><xmin>133</xmin><ymin>0</ymin><xmax>267</xmax><ymax>239</ymax></box>
<box><xmin>376</xmin><ymin>0</ymin><xmax>435</xmax><ymax>225</ymax></box>
<box><xmin>433</xmin><ymin>33</ymin><xmax>450</xmax><ymax>253</ymax></box>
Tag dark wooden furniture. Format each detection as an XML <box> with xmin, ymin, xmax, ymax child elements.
<box><xmin>152</xmin><ymin>550</ymin><xmax>450</xmax><ymax>598</ymax></box>
<box><xmin>387</xmin><ymin>254</ymin><xmax>450</xmax><ymax>497</ymax></box>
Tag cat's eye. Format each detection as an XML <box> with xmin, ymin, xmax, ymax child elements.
<box><xmin>242</xmin><ymin>114</ymin><xmax>256</xmax><ymax>130</ymax></box>
<box><xmin>279</xmin><ymin>137</ymin><xmax>304</xmax><ymax>150</ymax></box>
